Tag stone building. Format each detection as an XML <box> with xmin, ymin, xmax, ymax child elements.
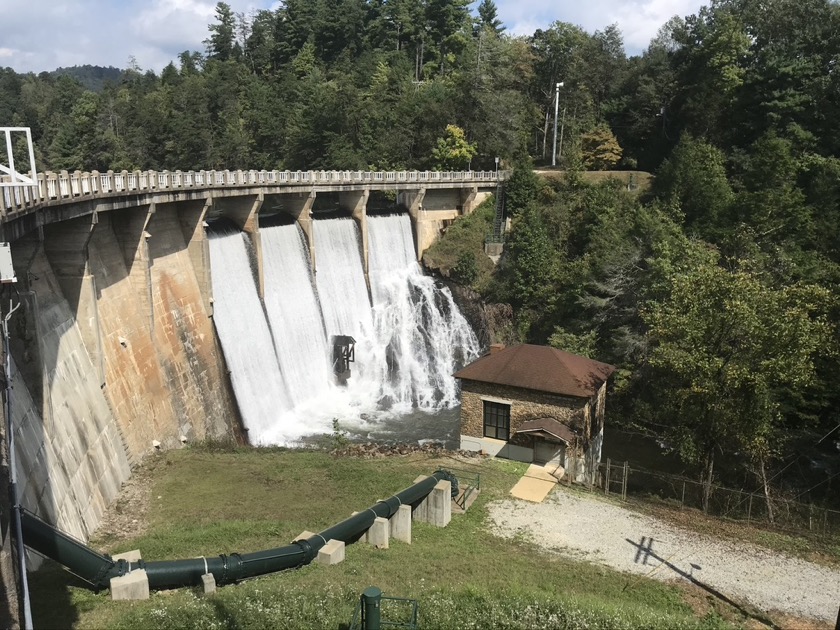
<box><xmin>455</xmin><ymin>344</ymin><xmax>615</xmax><ymax>477</ymax></box>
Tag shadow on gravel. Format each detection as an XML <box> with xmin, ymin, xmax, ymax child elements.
<box><xmin>626</xmin><ymin>536</ymin><xmax>781</xmax><ymax>630</ymax></box>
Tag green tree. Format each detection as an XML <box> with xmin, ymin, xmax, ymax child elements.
<box><xmin>644</xmin><ymin>261</ymin><xmax>833</xmax><ymax>513</ymax></box>
<box><xmin>431</xmin><ymin>124</ymin><xmax>477</xmax><ymax>170</ymax></box>
<box><xmin>731</xmin><ymin>132</ymin><xmax>811</xmax><ymax>247</ymax></box>
<box><xmin>530</xmin><ymin>23</ymin><xmax>593</xmax><ymax>162</ymax></box>
<box><xmin>579</xmin><ymin>124</ymin><xmax>622</xmax><ymax>170</ymax></box>
<box><xmin>497</xmin><ymin>203</ymin><xmax>556</xmax><ymax>309</ymax></box>
<box><xmin>655</xmin><ymin>134</ymin><xmax>734</xmax><ymax>235</ymax></box>
<box><xmin>206</xmin><ymin>2</ymin><xmax>242</xmax><ymax>62</ymax></box>
<box><xmin>476</xmin><ymin>0</ymin><xmax>504</xmax><ymax>34</ymax></box>
<box><xmin>504</xmin><ymin>164</ymin><xmax>539</xmax><ymax>215</ymax></box>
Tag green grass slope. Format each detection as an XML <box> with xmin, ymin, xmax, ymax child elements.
<box><xmin>29</xmin><ymin>448</ymin><xmax>729</xmax><ymax>629</ymax></box>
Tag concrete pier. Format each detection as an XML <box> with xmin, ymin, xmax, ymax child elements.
<box><xmin>316</xmin><ymin>539</ymin><xmax>346</xmax><ymax>565</ymax></box>
<box><xmin>110</xmin><ymin>570</ymin><xmax>150</xmax><ymax>601</ymax></box>
<box><xmin>366</xmin><ymin>517</ymin><xmax>390</xmax><ymax>549</ymax></box>
<box><xmin>390</xmin><ymin>504</ymin><xmax>412</xmax><ymax>544</ymax></box>
<box><xmin>413</xmin><ymin>477</ymin><xmax>452</xmax><ymax>528</ymax></box>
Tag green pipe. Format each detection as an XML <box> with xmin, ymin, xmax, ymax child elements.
<box><xmin>20</xmin><ymin>511</ymin><xmax>127</xmax><ymax>589</ymax></box>
<box><xmin>22</xmin><ymin>470</ymin><xmax>448</xmax><ymax>591</ymax></box>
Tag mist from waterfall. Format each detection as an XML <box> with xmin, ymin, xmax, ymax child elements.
<box><xmin>210</xmin><ymin>214</ymin><xmax>481</xmax><ymax>445</ymax></box>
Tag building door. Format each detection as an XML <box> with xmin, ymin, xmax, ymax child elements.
<box><xmin>534</xmin><ymin>440</ymin><xmax>561</xmax><ymax>464</ymax></box>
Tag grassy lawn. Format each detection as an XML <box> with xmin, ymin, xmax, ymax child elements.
<box><xmin>29</xmin><ymin>447</ymin><xmax>731</xmax><ymax>629</ymax></box>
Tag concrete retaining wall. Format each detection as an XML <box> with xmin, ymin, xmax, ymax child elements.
<box><xmin>9</xmin><ymin>246</ymin><xmax>130</xmax><ymax>543</ymax></box>
<box><xmin>7</xmin><ymin>201</ymin><xmax>238</xmax><ymax>544</ymax></box>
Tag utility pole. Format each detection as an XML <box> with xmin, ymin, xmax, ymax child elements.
<box><xmin>551</xmin><ymin>82</ymin><xmax>563</xmax><ymax>167</ymax></box>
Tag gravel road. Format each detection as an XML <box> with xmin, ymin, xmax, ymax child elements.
<box><xmin>487</xmin><ymin>487</ymin><xmax>840</xmax><ymax>623</ymax></box>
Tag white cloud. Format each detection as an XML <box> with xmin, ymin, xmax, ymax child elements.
<box><xmin>133</xmin><ymin>0</ymin><xmax>218</xmax><ymax>51</ymax></box>
<box><xmin>0</xmin><ymin>0</ymin><xmax>710</xmax><ymax>74</ymax></box>
<box><xmin>497</xmin><ymin>0</ymin><xmax>706</xmax><ymax>54</ymax></box>
<box><xmin>2</xmin><ymin>0</ymin><xmax>272</xmax><ymax>73</ymax></box>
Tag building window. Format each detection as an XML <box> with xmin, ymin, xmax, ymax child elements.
<box><xmin>483</xmin><ymin>400</ymin><xmax>510</xmax><ymax>441</ymax></box>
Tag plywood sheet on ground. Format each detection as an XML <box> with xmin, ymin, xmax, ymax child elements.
<box><xmin>509</xmin><ymin>464</ymin><xmax>559</xmax><ymax>503</ymax></box>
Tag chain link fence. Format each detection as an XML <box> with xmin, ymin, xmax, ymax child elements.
<box><xmin>564</xmin><ymin>455</ymin><xmax>840</xmax><ymax>537</ymax></box>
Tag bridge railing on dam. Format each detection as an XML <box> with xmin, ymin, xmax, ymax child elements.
<box><xmin>0</xmin><ymin>168</ymin><xmax>502</xmax><ymax>217</ymax></box>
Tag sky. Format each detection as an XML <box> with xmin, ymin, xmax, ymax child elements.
<box><xmin>1</xmin><ymin>0</ymin><xmax>707</xmax><ymax>74</ymax></box>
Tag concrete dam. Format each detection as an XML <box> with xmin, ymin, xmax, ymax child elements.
<box><xmin>0</xmin><ymin>168</ymin><xmax>497</xmax><ymax>546</ymax></box>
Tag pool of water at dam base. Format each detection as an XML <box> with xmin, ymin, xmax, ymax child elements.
<box><xmin>297</xmin><ymin>406</ymin><xmax>461</xmax><ymax>450</ymax></box>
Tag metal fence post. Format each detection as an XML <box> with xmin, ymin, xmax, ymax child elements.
<box><xmin>605</xmin><ymin>458</ymin><xmax>611</xmax><ymax>496</ymax></box>
<box><xmin>747</xmin><ymin>494</ymin><xmax>753</xmax><ymax>523</ymax></box>
<box><xmin>622</xmin><ymin>462</ymin><xmax>629</xmax><ymax>501</ymax></box>
<box><xmin>362</xmin><ymin>586</ymin><xmax>382</xmax><ymax>630</ymax></box>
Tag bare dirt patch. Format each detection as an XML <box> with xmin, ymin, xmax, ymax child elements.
<box><xmin>91</xmin><ymin>458</ymin><xmax>157</xmax><ymax>551</ymax></box>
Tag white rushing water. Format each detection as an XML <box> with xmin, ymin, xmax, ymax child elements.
<box><xmin>211</xmin><ymin>213</ymin><xmax>481</xmax><ymax>444</ymax></box>
<box><xmin>207</xmin><ymin>232</ymin><xmax>291</xmax><ymax>443</ymax></box>
<box><xmin>261</xmin><ymin>224</ymin><xmax>331</xmax><ymax>406</ymax></box>
<box><xmin>367</xmin><ymin>214</ymin><xmax>481</xmax><ymax>410</ymax></box>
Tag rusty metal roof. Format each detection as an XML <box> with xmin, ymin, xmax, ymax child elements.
<box><xmin>454</xmin><ymin>344</ymin><xmax>616</xmax><ymax>398</ymax></box>
<box><xmin>515</xmin><ymin>417</ymin><xmax>578</xmax><ymax>444</ymax></box>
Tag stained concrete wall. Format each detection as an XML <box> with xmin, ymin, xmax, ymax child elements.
<box><xmin>6</xmin><ymin>200</ymin><xmax>238</xmax><ymax>545</ymax></box>
<box><xmin>399</xmin><ymin>188</ymin><xmax>493</xmax><ymax>259</ymax></box>
<box><xmin>144</xmin><ymin>206</ymin><xmax>234</xmax><ymax>447</ymax></box>
<box><xmin>9</xmin><ymin>245</ymin><xmax>130</xmax><ymax>543</ymax></box>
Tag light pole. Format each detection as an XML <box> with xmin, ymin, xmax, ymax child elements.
<box><xmin>552</xmin><ymin>81</ymin><xmax>564</xmax><ymax>167</ymax></box>
<box><xmin>495</xmin><ymin>156</ymin><xmax>499</xmax><ymax>179</ymax></box>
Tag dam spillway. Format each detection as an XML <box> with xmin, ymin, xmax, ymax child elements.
<box><xmin>2</xmin><ymin>173</ymin><xmax>494</xmax><ymax>551</ymax></box>
<box><xmin>208</xmin><ymin>213</ymin><xmax>480</xmax><ymax>445</ymax></box>
<box><xmin>208</xmin><ymin>231</ymin><xmax>292</xmax><ymax>437</ymax></box>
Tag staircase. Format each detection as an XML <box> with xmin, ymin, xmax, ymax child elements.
<box><xmin>484</xmin><ymin>182</ymin><xmax>506</xmax><ymax>260</ymax></box>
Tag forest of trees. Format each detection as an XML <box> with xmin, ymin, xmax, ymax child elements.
<box><xmin>1</xmin><ymin>0</ymin><xmax>839</xmax><ymax>509</ymax></box>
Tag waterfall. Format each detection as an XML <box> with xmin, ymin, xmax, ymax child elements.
<box><xmin>312</xmin><ymin>218</ymin><xmax>375</xmax><ymax>344</ymax></box>
<box><xmin>368</xmin><ymin>214</ymin><xmax>481</xmax><ymax>410</ymax></box>
<box><xmin>261</xmin><ymin>224</ymin><xmax>331</xmax><ymax>405</ymax></box>
<box><xmin>207</xmin><ymin>231</ymin><xmax>291</xmax><ymax>444</ymax></box>
<box><xmin>211</xmin><ymin>213</ymin><xmax>480</xmax><ymax>445</ymax></box>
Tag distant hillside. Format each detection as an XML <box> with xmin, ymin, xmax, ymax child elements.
<box><xmin>51</xmin><ymin>65</ymin><xmax>124</xmax><ymax>92</ymax></box>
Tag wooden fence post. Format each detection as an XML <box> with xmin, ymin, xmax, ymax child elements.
<box><xmin>681</xmin><ymin>482</ymin><xmax>686</xmax><ymax>509</ymax></box>
<box><xmin>747</xmin><ymin>494</ymin><xmax>753</xmax><ymax>523</ymax></box>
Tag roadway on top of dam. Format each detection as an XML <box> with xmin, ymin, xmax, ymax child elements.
<box><xmin>0</xmin><ymin>168</ymin><xmax>506</xmax><ymax>241</ymax></box>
